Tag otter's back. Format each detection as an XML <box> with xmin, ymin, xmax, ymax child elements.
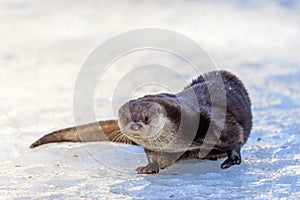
<box><xmin>187</xmin><ymin>70</ymin><xmax>252</xmax><ymax>138</ymax></box>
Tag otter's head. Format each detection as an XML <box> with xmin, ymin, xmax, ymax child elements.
<box><xmin>118</xmin><ymin>94</ymin><xmax>181</xmax><ymax>151</ymax></box>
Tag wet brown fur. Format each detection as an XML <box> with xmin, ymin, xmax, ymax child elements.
<box><xmin>30</xmin><ymin>70</ymin><xmax>252</xmax><ymax>174</ymax></box>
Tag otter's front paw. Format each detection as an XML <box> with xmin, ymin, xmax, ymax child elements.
<box><xmin>220</xmin><ymin>151</ymin><xmax>241</xmax><ymax>169</ymax></box>
<box><xmin>136</xmin><ymin>165</ymin><xmax>159</xmax><ymax>174</ymax></box>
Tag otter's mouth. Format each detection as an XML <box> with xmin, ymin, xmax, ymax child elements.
<box><xmin>122</xmin><ymin>120</ymin><xmax>165</xmax><ymax>139</ymax></box>
<box><xmin>123</xmin><ymin>126</ymin><xmax>161</xmax><ymax>143</ymax></box>
<box><xmin>123</xmin><ymin>130</ymin><xmax>160</xmax><ymax>140</ymax></box>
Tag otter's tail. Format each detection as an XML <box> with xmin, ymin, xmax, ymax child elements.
<box><xmin>30</xmin><ymin>120</ymin><xmax>135</xmax><ymax>148</ymax></box>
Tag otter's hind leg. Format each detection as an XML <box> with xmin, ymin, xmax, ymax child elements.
<box><xmin>220</xmin><ymin>143</ymin><xmax>242</xmax><ymax>169</ymax></box>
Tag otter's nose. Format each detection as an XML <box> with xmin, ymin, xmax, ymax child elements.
<box><xmin>130</xmin><ymin>123</ymin><xmax>142</xmax><ymax>131</ymax></box>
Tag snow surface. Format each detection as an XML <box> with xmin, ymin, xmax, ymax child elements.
<box><xmin>1</xmin><ymin>0</ymin><xmax>300</xmax><ymax>199</ymax></box>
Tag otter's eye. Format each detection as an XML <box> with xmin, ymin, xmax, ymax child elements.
<box><xmin>143</xmin><ymin>116</ymin><xmax>151</xmax><ymax>124</ymax></box>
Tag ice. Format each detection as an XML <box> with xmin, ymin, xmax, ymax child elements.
<box><xmin>0</xmin><ymin>0</ymin><xmax>300</xmax><ymax>199</ymax></box>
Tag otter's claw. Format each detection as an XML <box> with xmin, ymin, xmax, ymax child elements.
<box><xmin>136</xmin><ymin>165</ymin><xmax>159</xmax><ymax>174</ymax></box>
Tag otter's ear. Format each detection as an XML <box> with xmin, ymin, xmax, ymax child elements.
<box><xmin>144</xmin><ymin>93</ymin><xmax>181</xmax><ymax>118</ymax></box>
<box><xmin>157</xmin><ymin>95</ymin><xmax>180</xmax><ymax>110</ymax></box>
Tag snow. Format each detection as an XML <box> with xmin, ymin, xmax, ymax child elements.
<box><xmin>1</xmin><ymin>0</ymin><xmax>300</xmax><ymax>199</ymax></box>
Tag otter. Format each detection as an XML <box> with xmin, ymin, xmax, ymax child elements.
<box><xmin>30</xmin><ymin>70</ymin><xmax>252</xmax><ymax>174</ymax></box>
